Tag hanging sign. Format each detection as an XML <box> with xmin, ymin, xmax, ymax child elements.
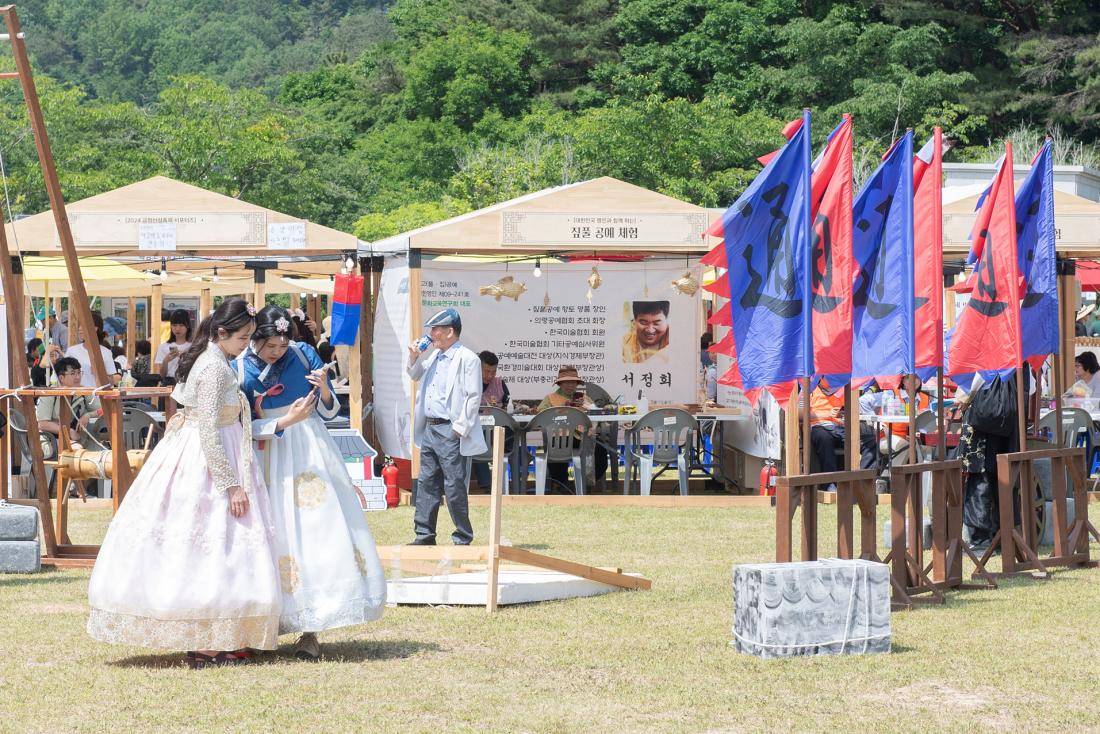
<box><xmin>268</xmin><ymin>222</ymin><xmax>307</xmax><ymax>250</ymax></box>
<box><xmin>137</xmin><ymin>222</ymin><xmax>177</xmax><ymax>251</ymax></box>
<box><xmin>419</xmin><ymin>261</ymin><xmax>702</xmax><ymax>403</ymax></box>
<box><xmin>501</xmin><ymin>212</ymin><xmax>708</xmax><ymax>247</ymax></box>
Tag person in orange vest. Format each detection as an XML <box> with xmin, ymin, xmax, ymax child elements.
<box><xmin>878</xmin><ymin>374</ymin><xmax>931</xmax><ymax>464</ymax></box>
<box><xmin>807</xmin><ymin>377</ymin><xmax>878</xmax><ymax>485</ymax></box>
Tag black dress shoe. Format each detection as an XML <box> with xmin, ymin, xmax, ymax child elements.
<box><xmin>408</xmin><ymin>538</ymin><xmax>436</xmax><ymax>546</ymax></box>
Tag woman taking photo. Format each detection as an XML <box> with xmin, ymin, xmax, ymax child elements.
<box><xmin>235</xmin><ymin>306</ymin><xmax>385</xmax><ymax>661</ymax></box>
<box><xmin>155</xmin><ymin>309</ymin><xmax>194</xmax><ymax>385</ymax></box>
<box><xmin>87</xmin><ymin>299</ymin><xmax>316</xmax><ymax>667</ymax></box>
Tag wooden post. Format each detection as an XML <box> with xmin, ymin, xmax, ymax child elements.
<box><xmin>1058</xmin><ymin>261</ymin><xmax>1076</xmax><ymax>391</ymax></box>
<box><xmin>150</xmin><ymin>283</ymin><xmax>163</xmax><ymax>360</ymax></box>
<box><xmin>125</xmin><ymin>296</ymin><xmax>136</xmax><ymax>366</ymax></box>
<box><xmin>348</xmin><ymin>260</ymin><xmax>364</xmax><ymax>435</ymax></box>
<box><xmin>253</xmin><ymin>272</ymin><xmax>266</xmax><ymax>309</ymax></box>
<box><xmin>486</xmin><ymin>426</ymin><xmax>505</xmax><ymax>612</ymax></box>
<box><xmin>844</xmin><ymin>385</ymin><xmax>857</xmax><ymax>471</ymax></box>
<box><xmin>361</xmin><ymin>256</ymin><xmax>384</xmax><ymax>449</ymax></box>
<box><xmin>0</xmin><ymin>5</ymin><xmax>132</xmax><ymax>523</ymax></box>
<box><xmin>306</xmin><ymin>294</ymin><xmax>320</xmax><ymax>327</ymax></box>
<box><xmin>199</xmin><ymin>288</ymin><xmax>212</xmax><ymax>321</ymax></box>
<box><xmin>784</xmin><ymin>389</ymin><xmax>800</xmax><ymax>475</ymax></box>
<box><xmin>290</xmin><ymin>292</ymin><xmax>300</xmax><ymax>312</ymax></box>
<box><xmin>906</xmin><ymin>377</ymin><xmax>918</xmax><ymax>464</ymax></box>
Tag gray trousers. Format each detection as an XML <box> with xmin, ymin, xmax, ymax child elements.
<box><xmin>415</xmin><ymin>421</ymin><xmax>473</xmax><ymax>544</ymax></box>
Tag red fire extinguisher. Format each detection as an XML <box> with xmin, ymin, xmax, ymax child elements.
<box><xmin>382</xmin><ymin>458</ymin><xmax>400</xmax><ymax>509</ymax></box>
<box><xmin>759</xmin><ymin>460</ymin><xmax>778</xmax><ymax>497</ymax></box>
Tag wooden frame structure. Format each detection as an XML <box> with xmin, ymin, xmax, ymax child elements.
<box><xmin>375</xmin><ymin>428</ymin><xmax>651</xmax><ymax>612</ymax></box>
<box><xmin>985</xmin><ymin>447</ymin><xmax>1099</xmax><ymax>577</ymax></box>
<box><xmin>0</xmin><ymin>6</ymin><xmax>177</xmax><ymax>566</ymax></box>
<box><xmin>775</xmin><ymin>469</ymin><xmax>879</xmax><ymax>563</ymax></box>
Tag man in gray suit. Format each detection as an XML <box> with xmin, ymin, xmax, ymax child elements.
<box><xmin>407</xmin><ymin>308</ymin><xmax>487</xmax><ymax>545</ymax></box>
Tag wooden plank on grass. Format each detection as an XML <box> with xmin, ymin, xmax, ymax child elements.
<box><xmin>376</xmin><ymin>545</ymin><xmax>488</xmax><ymax>562</ymax></box>
<box><xmin>498</xmin><ymin>546</ymin><xmax>651</xmax><ymax>591</ymax></box>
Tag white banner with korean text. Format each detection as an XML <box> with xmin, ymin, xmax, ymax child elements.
<box><xmin>420</xmin><ymin>260</ymin><xmax>703</xmax><ymax>404</ymax></box>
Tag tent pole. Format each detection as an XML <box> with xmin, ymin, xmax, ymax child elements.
<box><xmin>801</xmin><ymin>377</ymin><xmax>812</xmax><ymax>475</ymax></box>
<box><xmin>125</xmin><ymin>296</ymin><xmax>136</xmax><ymax>366</ymax></box>
<box><xmin>150</xmin><ymin>283</ymin><xmax>163</xmax><ymax>362</ymax></box>
<box><xmin>409</xmin><ymin>249</ymin><xmax>423</xmax><ymax>500</ymax></box>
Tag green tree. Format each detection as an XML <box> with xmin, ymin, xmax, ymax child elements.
<box><xmin>401</xmin><ymin>23</ymin><xmax>537</xmax><ymax>130</ymax></box>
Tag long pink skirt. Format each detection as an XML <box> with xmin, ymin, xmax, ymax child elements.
<box><xmin>86</xmin><ymin>420</ymin><xmax>281</xmax><ymax>651</ymax></box>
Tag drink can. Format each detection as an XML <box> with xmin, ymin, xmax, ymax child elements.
<box><xmin>415</xmin><ymin>335</ymin><xmax>433</xmax><ymax>352</ymax></box>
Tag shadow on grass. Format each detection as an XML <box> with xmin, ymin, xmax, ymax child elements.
<box><xmin>107</xmin><ymin>639</ymin><xmax>445</xmax><ymax>669</ymax></box>
<box><xmin>515</xmin><ymin>543</ymin><xmax>550</xmax><ymax>550</ymax></box>
<box><xmin>0</xmin><ymin>569</ymin><xmax>83</xmax><ymax>588</ymax></box>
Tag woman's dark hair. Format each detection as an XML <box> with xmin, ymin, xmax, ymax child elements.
<box><xmin>1076</xmin><ymin>350</ymin><xmax>1100</xmax><ymax>376</ymax></box>
<box><xmin>111</xmin><ymin>345</ymin><xmax>125</xmax><ymax>359</ymax></box>
<box><xmin>177</xmin><ymin>298</ymin><xmax>255</xmax><ymax>383</ymax></box>
<box><xmin>252</xmin><ymin>305</ymin><xmax>298</xmax><ymax>344</ymax></box>
<box><xmin>316</xmin><ymin>342</ymin><xmax>334</xmax><ymax>362</ymax></box>
<box><xmin>479</xmin><ymin>350</ymin><xmax>499</xmax><ymax>366</ymax></box>
<box><xmin>167</xmin><ymin>309</ymin><xmax>193</xmax><ymax>343</ymax></box>
<box><xmin>26</xmin><ymin>337</ymin><xmax>42</xmax><ymax>356</ymax></box>
<box><xmin>291</xmin><ymin>313</ymin><xmax>316</xmax><ymax>347</ymax></box>
<box><xmin>76</xmin><ymin>311</ymin><xmax>107</xmax><ymax>345</ymax></box>
<box><xmin>135</xmin><ymin>339</ymin><xmax>151</xmax><ymax>356</ymax></box>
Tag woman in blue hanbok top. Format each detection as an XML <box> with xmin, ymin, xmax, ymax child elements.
<box><xmin>234</xmin><ymin>306</ymin><xmax>385</xmax><ymax>659</ymax></box>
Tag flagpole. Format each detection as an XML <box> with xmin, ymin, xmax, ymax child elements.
<box><xmin>802</xmin><ymin>377</ymin><xmax>812</xmax><ymax>474</ymax></box>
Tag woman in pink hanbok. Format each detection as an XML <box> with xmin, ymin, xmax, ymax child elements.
<box><xmin>87</xmin><ymin>299</ymin><xmax>315</xmax><ymax>667</ymax></box>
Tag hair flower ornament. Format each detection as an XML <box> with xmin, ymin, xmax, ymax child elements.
<box><xmin>275</xmin><ymin>316</ymin><xmax>290</xmax><ymax>333</ymax></box>
<box><xmin>246</xmin><ymin>303</ymin><xmax>257</xmax><ymax>317</ymax></box>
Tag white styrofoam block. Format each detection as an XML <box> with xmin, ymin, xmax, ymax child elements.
<box><xmin>733</xmin><ymin>559</ymin><xmax>891</xmax><ymax>659</ymax></box>
<box><xmin>387</xmin><ymin>570</ymin><xmax>636</xmax><ymax>606</ymax></box>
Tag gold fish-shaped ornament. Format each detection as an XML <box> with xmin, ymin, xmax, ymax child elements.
<box><xmin>587</xmin><ymin>266</ymin><xmax>602</xmax><ymax>291</ymax></box>
<box><xmin>478</xmin><ymin>276</ymin><xmax>527</xmax><ymax>301</ymax></box>
<box><xmin>670</xmin><ymin>271</ymin><xmax>699</xmax><ymax>296</ymax></box>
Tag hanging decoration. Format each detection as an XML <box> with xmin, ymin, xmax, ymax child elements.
<box><xmin>543</xmin><ymin>262</ymin><xmax>551</xmax><ymax>306</ymax></box>
<box><xmin>586</xmin><ymin>265</ymin><xmax>602</xmax><ymax>303</ymax></box>
<box><xmin>478</xmin><ymin>275</ymin><xmax>528</xmax><ymax>302</ymax></box>
<box><xmin>670</xmin><ymin>271</ymin><xmax>699</xmax><ymax>297</ymax></box>
<box><xmin>330</xmin><ymin>272</ymin><xmax>363</xmax><ymax>346</ymax></box>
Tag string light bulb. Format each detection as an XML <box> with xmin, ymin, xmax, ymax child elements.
<box><xmin>344</xmin><ymin>255</ymin><xmax>355</xmax><ymax>271</ymax></box>
<box><xmin>159</xmin><ymin>257</ymin><xmax>168</xmax><ymax>282</ymax></box>
<box><xmin>212</xmin><ymin>266</ymin><xmax>220</xmax><ymax>283</ymax></box>
<box><xmin>533</xmin><ymin>259</ymin><xmax>542</xmax><ymax>278</ymax></box>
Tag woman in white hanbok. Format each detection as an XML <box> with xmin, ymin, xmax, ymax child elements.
<box><xmin>87</xmin><ymin>299</ymin><xmax>315</xmax><ymax>667</ymax></box>
<box><xmin>235</xmin><ymin>306</ymin><xmax>386</xmax><ymax>660</ymax></box>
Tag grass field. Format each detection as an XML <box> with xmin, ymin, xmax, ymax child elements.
<box><xmin>2</xmin><ymin>502</ymin><xmax>1100</xmax><ymax>733</ymax></box>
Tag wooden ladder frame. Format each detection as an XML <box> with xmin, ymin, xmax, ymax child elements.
<box><xmin>0</xmin><ymin>5</ymin><xmax>158</xmax><ymax>566</ymax></box>
<box><xmin>376</xmin><ymin>427</ymin><xmax>652</xmax><ymax>612</ymax></box>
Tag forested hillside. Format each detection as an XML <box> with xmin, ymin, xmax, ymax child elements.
<box><xmin>2</xmin><ymin>0</ymin><xmax>1098</xmax><ymax>239</ymax></box>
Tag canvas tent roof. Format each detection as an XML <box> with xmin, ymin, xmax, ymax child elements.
<box><xmin>5</xmin><ymin>175</ymin><xmax>361</xmax><ymax>257</ymax></box>
<box><xmin>944</xmin><ymin>185</ymin><xmax>1100</xmax><ymax>256</ymax></box>
<box><xmin>364</xmin><ymin>176</ymin><xmax>719</xmax><ymax>255</ymax></box>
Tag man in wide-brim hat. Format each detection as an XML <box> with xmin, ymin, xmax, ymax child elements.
<box><xmin>536</xmin><ymin>365</ymin><xmax>608</xmax><ymax>492</ymax></box>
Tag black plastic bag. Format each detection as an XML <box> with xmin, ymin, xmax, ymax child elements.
<box><xmin>967</xmin><ymin>376</ymin><xmax>1016</xmax><ymax>437</ymax></box>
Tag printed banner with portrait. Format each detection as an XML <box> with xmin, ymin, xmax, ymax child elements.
<box><xmin>419</xmin><ymin>260</ymin><xmax>703</xmax><ymax>404</ymax></box>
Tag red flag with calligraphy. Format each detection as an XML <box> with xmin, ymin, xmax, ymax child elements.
<box><xmin>947</xmin><ymin>143</ymin><xmax>1022</xmax><ymax>382</ymax></box>
<box><xmin>913</xmin><ymin>128</ymin><xmax>944</xmax><ymax>376</ymax></box>
<box><xmin>808</xmin><ymin>115</ymin><xmax>853</xmax><ymax>383</ymax></box>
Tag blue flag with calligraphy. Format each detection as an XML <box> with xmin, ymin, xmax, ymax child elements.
<box><xmin>851</xmin><ymin>132</ymin><xmax>915</xmax><ymax>382</ymax></box>
<box><xmin>1017</xmin><ymin>140</ymin><xmax>1058</xmax><ymax>363</ymax></box>
<box><xmin>717</xmin><ymin>109</ymin><xmax>813</xmax><ymax>390</ymax></box>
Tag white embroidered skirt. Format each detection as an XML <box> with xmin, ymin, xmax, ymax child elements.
<box><xmin>87</xmin><ymin>420</ymin><xmax>281</xmax><ymax>651</ymax></box>
<box><xmin>259</xmin><ymin>410</ymin><xmax>386</xmax><ymax>634</ymax></box>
